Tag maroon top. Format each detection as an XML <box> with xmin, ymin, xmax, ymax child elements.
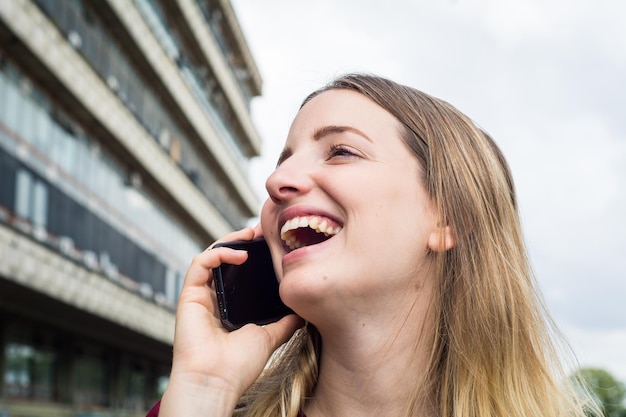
<box><xmin>146</xmin><ymin>400</ymin><xmax>306</xmax><ymax>417</ymax></box>
<box><xmin>146</xmin><ymin>400</ymin><xmax>160</xmax><ymax>417</ymax></box>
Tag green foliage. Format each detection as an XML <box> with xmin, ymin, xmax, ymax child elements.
<box><xmin>572</xmin><ymin>367</ymin><xmax>626</xmax><ymax>417</ymax></box>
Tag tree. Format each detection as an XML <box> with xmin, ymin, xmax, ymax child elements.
<box><xmin>572</xmin><ymin>367</ymin><xmax>626</xmax><ymax>417</ymax></box>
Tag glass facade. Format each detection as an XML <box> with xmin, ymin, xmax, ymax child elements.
<box><xmin>73</xmin><ymin>351</ymin><xmax>108</xmax><ymax>406</ymax></box>
<box><xmin>194</xmin><ymin>0</ymin><xmax>257</xmax><ymax>101</ymax></box>
<box><xmin>0</xmin><ymin>55</ymin><xmax>195</xmax><ymax>307</ymax></box>
<box><xmin>33</xmin><ymin>0</ymin><xmax>250</xmax><ymax>229</ymax></box>
<box><xmin>3</xmin><ymin>343</ymin><xmax>56</xmax><ymax>400</ymax></box>
<box><xmin>134</xmin><ymin>0</ymin><xmax>251</xmax><ymax>160</ymax></box>
<box><xmin>1</xmin><ymin>318</ymin><xmax>169</xmax><ymax>410</ymax></box>
<box><xmin>0</xmin><ymin>0</ymin><xmax>261</xmax><ymax>413</ymax></box>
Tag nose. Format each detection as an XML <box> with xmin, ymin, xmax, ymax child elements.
<box><xmin>265</xmin><ymin>156</ymin><xmax>314</xmax><ymax>204</ymax></box>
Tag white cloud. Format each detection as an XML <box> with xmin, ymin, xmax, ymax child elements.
<box><xmin>563</xmin><ymin>325</ymin><xmax>626</xmax><ymax>382</ymax></box>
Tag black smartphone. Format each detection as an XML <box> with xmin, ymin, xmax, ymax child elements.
<box><xmin>212</xmin><ymin>238</ymin><xmax>293</xmax><ymax>331</ymax></box>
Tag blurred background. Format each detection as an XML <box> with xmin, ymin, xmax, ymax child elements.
<box><xmin>0</xmin><ymin>0</ymin><xmax>261</xmax><ymax>414</ymax></box>
<box><xmin>0</xmin><ymin>0</ymin><xmax>623</xmax><ymax>416</ymax></box>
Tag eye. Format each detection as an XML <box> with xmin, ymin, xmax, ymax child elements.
<box><xmin>327</xmin><ymin>144</ymin><xmax>360</xmax><ymax>160</ymax></box>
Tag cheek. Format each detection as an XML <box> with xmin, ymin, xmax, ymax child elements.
<box><xmin>365</xmin><ymin>178</ymin><xmax>428</xmax><ymax>222</ymax></box>
<box><xmin>260</xmin><ymin>200</ymin><xmax>275</xmax><ymax>236</ymax></box>
<box><xmin>358</xmin><ymin>186</ymin><xmax>434</xmax><ymax>253</ymax></box>
<box><xmin>260</xmin><ymin>200</ymin><xmax>282</xmax><ymax>268</ymax></box>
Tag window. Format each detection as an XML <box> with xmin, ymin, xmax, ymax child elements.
<box><xmin>73</xmin><ymin>352</ymin><xmax>108</xmax><ymax>406</ymax></box>
<box><xmin>0</xmin><ymin>69</ymin><xmax>8</xmax><ymax>124</ymax></box>
<box><xmin>75</xmin><ymin>134</ymin><xmax>92</xmax><ymax>187</ymax></box>
<box><xmin>15</xmin><ymin>169</ymin><xmax>32</xmax><ymax>220</ymax></box>
<box><xmin>56</xmin><ymin>124</ymin><xmax>77</xmax><ymax>175</ymax></box>
<box><xmin>32</xmin><ymin>179</ymin><xmax>48</xmax><ymax>227</ymax></box>
<box><xmin>125</xmin><ymin>362</ymin><xmax>147</xmax><ymax>411</ymax></box>
<box><xmin>33</xmin><ymin>102</ymin><xmax>54</xmax><ymax>155</ymax></box>
<box><xmin>3</xmin><ymin>342</ymin><xmax>56</xmax><ymax>400</ymax></box>
<box><xmin>19</xmin><ymin>85</ymin><xmax>38</xmax><ymax>145</ymax></box>
<box><xmin>14</xmin><ymin>169</ymin><xmax>49</xmax><ymax>228</ymax></box>
<box><xmin>4</xmin><ymin>343</ymin><xmax>33</xmax><ymax>398</ymax></box>
<box><xmin>2</xmin><ymin>73</ymin><xmax>22</xmax><ymax>133</ymax></box>
<box><xmin>164</xmin><ymin>268</ymin><xmax>178</xmax><ymax>306</ymax></box>
<box><xmin>0</xmin><ymin>149</ymin><xmax>17</xmax><ymax>209</ymax></box>
<box><xmin>154</xmin><ymin>366</ymin><xmax>170</xmax><ymax>399</ymax></box>
<box><xmin>31</xmin><ymin>349</ymin><xmax>56</xmax><ymax>399</ymax></box>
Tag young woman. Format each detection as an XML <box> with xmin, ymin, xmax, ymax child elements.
<box><xmin>153</xmin><ymin>74</ymin><xmax>593</xmax><ymax>417</ymax></box>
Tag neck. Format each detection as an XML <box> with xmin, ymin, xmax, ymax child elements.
<box><xmin>304</xmin><ymin>296</ymin><xmax>436</xmax><ymax>417</ymax></box>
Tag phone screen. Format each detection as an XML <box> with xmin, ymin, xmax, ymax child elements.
<box><xmin>212</xmin><ymin>238</ymin><xmax>293</xmax><ymax>331</ymax></box>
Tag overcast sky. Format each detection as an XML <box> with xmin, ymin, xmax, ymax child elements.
<box><xmin>231</xmin><ymin>0</ymin><xmax>626</xmax><ymax>381</ymax></box>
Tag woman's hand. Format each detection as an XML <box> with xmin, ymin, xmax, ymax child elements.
<box><xmin>159</xmin><ymin>227</ymin><xmax>304</xmax><ymax>417</ymax></box>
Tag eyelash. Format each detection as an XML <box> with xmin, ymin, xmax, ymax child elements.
<box><xmin>327</xmin><ymin>144</ymin><xmax>359</xmax><ymax>159</ymax></box>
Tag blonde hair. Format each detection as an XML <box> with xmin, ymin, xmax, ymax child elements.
<box><xmin>236</xmin><ymin>74</ymin><xmax>595</xmax><ymax>417</ymax></box>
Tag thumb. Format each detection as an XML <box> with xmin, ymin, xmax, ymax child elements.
<box><xmin>265</xmin><ymin>314</ymin><xmax>305</xmax><ymax>349</ymax></box>
<box><xmin>252</xmin><ymin>223</ymin><xmax>264</xmax><ymax>239</ymax></box>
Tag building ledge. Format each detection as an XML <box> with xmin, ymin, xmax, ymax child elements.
<box><xmin>0</xmin><ymin>222</ymin><xmax>175</xmax><ymax>346</ymax></box>
<box><xmin>0</xmin><ymin>0</ymin><xmax>247</xmax><ymax>237</ymax></box>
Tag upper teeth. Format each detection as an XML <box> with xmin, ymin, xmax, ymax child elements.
<box><xmin>280</xmin><ymin>215</ymin><xmax>342</xmax><ymax>250</ymax></box>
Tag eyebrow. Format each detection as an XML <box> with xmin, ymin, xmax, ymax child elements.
<box><xmin>313</xmin><ymin>125</ymin><xmax>373</xmax><ymax>143</ymax></box>
<box><xmin>276</xmin><ymin>125</ymin><xmax>372</xmax><ymax>166</ymax></box>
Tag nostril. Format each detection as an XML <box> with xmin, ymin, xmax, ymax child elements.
<box><xmin>269</xmin><ymin>194</ymin><xmax>282</xmax><ymax>204</ymax></box>
<box><xmin>279</xmin><ymin>186</ymin><xmax>299</xmax><ymax>194</ymax></box>
<box><xmin>269</xmin><ymin>186</ymin><xmax>298</xmax><ymax>204</ymax></box>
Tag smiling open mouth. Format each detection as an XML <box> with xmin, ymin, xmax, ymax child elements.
<box><xmin>280</xmin><ymin>215</ymin><xmax>343</xmax><ymax>251</ymax></box>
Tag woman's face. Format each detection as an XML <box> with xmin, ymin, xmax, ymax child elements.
<box><xmin>261</xmin><ymin>89</ymin><xmax>441</xmax><ymax>326</ymax></box>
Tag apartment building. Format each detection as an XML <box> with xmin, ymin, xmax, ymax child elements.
<box><xmin>0</xmin><ymin>0</ymin><xmax>262</xmax><ymax>415</ymax></box>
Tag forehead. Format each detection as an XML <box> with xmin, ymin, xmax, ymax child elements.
<box><xmin>286</xmin><ymin>89</ymin><xmax>401</xmax><ymax>142</ymax></box>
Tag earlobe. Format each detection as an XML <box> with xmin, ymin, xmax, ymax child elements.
<box><xmin>428</xmin><ymin>226</ymin><xmax>456</xmax><ymax>252</ymax></box>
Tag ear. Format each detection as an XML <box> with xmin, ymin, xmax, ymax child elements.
<box><xmin>427</xmin><ymin>225</ymin><xmax>456</xmax><ymax>252</ymax></box>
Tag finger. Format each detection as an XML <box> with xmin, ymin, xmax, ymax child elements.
<box><xmin>183</xmin><ymin>228</ymin><xmax>256</xmax><ymax>289</ymax></box>
<box><xmin>251</xmin><ymin>223</ymin><xmax>264</xmax><ymax>239</ymax></box>
<box><xmin>262</xmin><ymin>314</ymin><xmax>306</xmax><ymax>351</ymax></box>
<box><xmin>206</xmin><ymin>227</ymin><xmax>255</xmax><ymax>250</ymax></box>
<box><xmin>183</xmin><ymin>247</ymin><xmax>248</xmax><ymax>289</ymax></box>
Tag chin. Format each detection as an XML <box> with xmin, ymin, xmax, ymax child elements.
<box><xmin>279</xmin><ymin>268</ymin><xmax>333</xmax><ymax>311</ymax></box>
